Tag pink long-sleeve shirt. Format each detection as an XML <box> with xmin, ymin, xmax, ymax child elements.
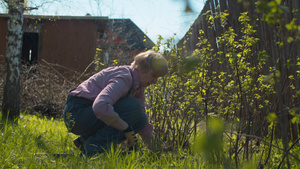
<box><xmin>69</xmin><ymin>65</ymin><xmax>153</xmax><ymax>137</ymax></box>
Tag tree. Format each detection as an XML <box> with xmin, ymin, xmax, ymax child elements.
<box><xmin>2</xmin><ymin>0</ymin><xmax>24</xmax><ymax>120</ymax></box>
<box><xmin>1</xmin><ymin>0</ymin><xmax>62</xmax><ymax>120</ymax></box>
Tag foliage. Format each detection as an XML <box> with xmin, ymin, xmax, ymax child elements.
<box><xmin>1</xmin><ymin>0</ymin><xmax>300</xmax><ymax>168</ymax></box>
<box><xmin>257</xmin><ymin>0</ymin><xmax>289</xmax><ymax>25</ymax></box>
<box><xmin>0</xmin><ymin>113</ymin><xmax>203</xmax><ymax>168</ymax></box>
<box><xmin>1</xmin><ymin>113</ymin><xmax>299</xmax><ymax>168</ymax></box>
<box><xmin>145</xmin><ymin>0</ymin><xmax>300</xmax><ymax>168</ymax></box>
<box><xmin>94</xmin><ymin>48</ymin><xmax>104</xmax><ymax>72</ymax></box>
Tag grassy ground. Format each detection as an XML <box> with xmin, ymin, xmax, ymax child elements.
<box><xmin>0</xmin><ymin>113</ymin><xmax>206</xmax><ymax>169</ymax></box>
<box><xmin>1</xmin><ymin>113</ymin><xmax>298</xmax><ymax>169</ymax></box>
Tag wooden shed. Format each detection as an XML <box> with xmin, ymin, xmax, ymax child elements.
<box><xmin>0</xmin><ymin>14</ymin><xmax>108</xmax><ymax>75</ymax></box>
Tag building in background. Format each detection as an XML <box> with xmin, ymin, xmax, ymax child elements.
<box><xmin>0</xmin><ymin>15</ymin><xmax>154</xmax><ymax>78</ymax></box>
<box><xmin>0</xmin><ymin>14</ymin><xmax>108</xmax><ymax>76</ymax></box>
<box><xmin>98</xmin><ymin>19</ymin><xmax>154</xmax><ymax>67</ymax></box>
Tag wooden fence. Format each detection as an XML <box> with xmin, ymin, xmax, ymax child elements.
<box><xmin>177</xmin><ymin>0</ymin><xmax>300</xmax><ymax>140</ymax></box>
<box><xmin>178</xmin><ymin>0</ymin><xmax>300</xmax><ymax>58</ymax></box>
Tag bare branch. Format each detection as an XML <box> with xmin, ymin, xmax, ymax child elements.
<box><xmin>41</xmin><ymin>59</ymin><xmax>73</xmax><ymax>85</ymax></box>
<box><xmin>25</xmin><ymin>0</ymin><xmax>60</xmax><ymax>12</ymax></box>
<box><xmin>278</xmin><ymin>137</ymin><xmax>300</xmax><ymax>168</ymax></box>
<box><xmin>226</xmin><ymin>131</ymin><xmax>300</xmax><ymax>162</ymax></box>
<box><xmin>24</xmin><ymin>7</ymin><xmax>38</xmax><ymax>11</ymax></box>
<box><xmin>77</xmin><ymin>60</ymin><xmax>95</xmax><ymax>81</ymax></box>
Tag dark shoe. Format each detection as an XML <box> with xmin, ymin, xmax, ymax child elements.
<box><xmin>73</xmin><ymin>136</ymin><xmax>85</xmax><ymax>151</ymax></box>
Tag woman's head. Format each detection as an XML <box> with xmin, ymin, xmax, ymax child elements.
<box><xmin>131</xmin><ymin>50</ymin><xmax>168</xmax><ymax>87</ymax></box>
<box><xmin>131</xmin><ymin>50</ymin><xmax>168</xmax><ymax>76</ymax></box>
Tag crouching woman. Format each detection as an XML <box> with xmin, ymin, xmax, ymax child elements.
<box><xmin>63</xmin><ymin>50</ymin><xmax>168</xmax><ymax>156</ymax></box>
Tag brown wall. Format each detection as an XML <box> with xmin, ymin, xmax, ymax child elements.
<box><xmin>41</xmin><ymin>20</ymin><xmax>98</xmax><ymax>75</ymax></box>
<box><xmin>0</xmin><ymin>17</ymin><xmax>7</xmax><ymax>66</ymax></box>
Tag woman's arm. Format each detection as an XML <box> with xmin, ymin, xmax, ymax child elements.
<box><xmin>108</xmin><ymin>115</ymin><xmax>128</xmax><ymax>131</ymax></box>
<box><xmin>92</xmin><ymin>76</ymin><xmax>131</xmax><ymax>121</ymax></box>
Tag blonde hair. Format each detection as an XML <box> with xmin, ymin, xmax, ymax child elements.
<box><xmin>131</xmin><ymin>50</ymin><xmax>168</xmax><ymax>77</ymax></box>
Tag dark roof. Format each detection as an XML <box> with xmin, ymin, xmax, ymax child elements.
<box><xmin>106</xmin><ymin>19</ymin><xmax>155</xmax><ymax>49</ymax></box>
<box><xmin>0</xmin><ymin>14</ymin><xmax>108</xmax><ymax>32</ymax></box>
<box><xmin>0</xmin><ymin>14</ymin><xmax>108</xmax><ymax>21</ymax></box>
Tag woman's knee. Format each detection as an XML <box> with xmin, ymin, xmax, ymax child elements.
<box><xmin>113</xmin><ymin>97</ymin><xmax>143</xmax><ymax>121</ymax></box>
<box><xmin>114</xmin><ymin>97</ymin><xmax>142</xmax><ymax>113</ymax></box>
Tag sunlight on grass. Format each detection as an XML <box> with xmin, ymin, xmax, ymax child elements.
<box><xmin>0</xmin><ymin>113</ymin><xmax>205</xmax><ymax>168</ymax></box>
<box><xmin>0</xmin><ymin>113</ymin><xmax>78</xmax><ymax>168</ymax></box>
<box><xmin>1</xmin><ymin>113</ymin><xmax>298</xmax><ymax>168</ymax></box>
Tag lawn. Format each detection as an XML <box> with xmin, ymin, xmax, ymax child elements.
<box><xmin>1</xmin><ymin>113</ymin><xmax>297</xmax><ymax>169</ymax></box>
<box><xmin>0</xmin><ymin>113</ymin><xmax>206</xmax><ymax>169</ymax></box>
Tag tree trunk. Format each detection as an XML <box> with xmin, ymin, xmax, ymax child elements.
<box><xmin>2</xmin><ymin>0</ymin><xmax>23</xmax><ymax>120</ymax></box>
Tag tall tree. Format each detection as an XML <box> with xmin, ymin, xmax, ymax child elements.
<box><xmin>1</xmin><ymin>0</ymin><xmax>63</xmax><ymax>120</ymax></box>
<box><xmin>2</xmin><ymin>0</ymin><xmax>24</xmax><ymax>120</ymax></box>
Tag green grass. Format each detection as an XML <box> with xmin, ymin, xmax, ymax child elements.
<box><xmin>0</xmin><ymin>113</ymin><xmax>206</xmax><ymax>169</ymax></box>
<box><xmin>1</xmin><ymin>113</ymin><xmax>299</xmax><ymax>169</ymax></box>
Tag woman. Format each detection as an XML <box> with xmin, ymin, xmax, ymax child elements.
<box><xmin>63</xmin><ymin>50</ymin><xmax>168</xmax><ymax>156</ymax></box>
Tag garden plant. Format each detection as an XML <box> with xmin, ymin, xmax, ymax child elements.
<box><xmin>1</xmin><ymin>0</ymin><xmax>300</xmax><ymax>168</ymax></box>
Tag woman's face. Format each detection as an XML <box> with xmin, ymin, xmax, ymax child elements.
<box><xmin>138</xmin><ymin>69</ymin><xmax>159</xmax><ymax>87</ymax></box>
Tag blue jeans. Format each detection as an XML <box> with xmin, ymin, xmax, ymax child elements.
<box><xmin>63</xmin><ymin>94</ymin><xmax>148</xmax><ymax>156</ymax></box>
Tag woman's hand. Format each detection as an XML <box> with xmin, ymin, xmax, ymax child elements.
<box><xmin>124</xmin><ymin>130</ymin><xmax>137</xmax><ymax>148</ymax></box>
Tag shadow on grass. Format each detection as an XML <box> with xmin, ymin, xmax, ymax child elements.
<box><xmin>34</xmin><ymin>134</ymin><xmax>52</xmax><ymax>153</ymax></box>
<box><xmin>0</xmin><ymin>116</ymin><xmax>19</xmax><ymax>132</ymax></box>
